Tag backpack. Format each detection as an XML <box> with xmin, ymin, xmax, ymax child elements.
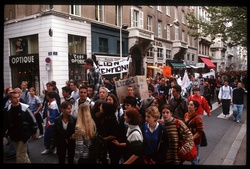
<box><xmin>89</xmin><ymin>134</ymin><xmax>107</xmax><ymax>161</ymax></box>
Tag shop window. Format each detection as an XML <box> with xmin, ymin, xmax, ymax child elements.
<box><xmin>68</xmin><ymin>35</ymin><xmax>87</xmax><ymax>85</ymax></box>
<box><xmin>9</xmin><ymin>35</ymin><xmax>39</xmax><ymax>94</ymax></box>
<box><xmin>10</xmin><ymin>34</ymin><xmax>38</xmax><ymax>56</ymax></box>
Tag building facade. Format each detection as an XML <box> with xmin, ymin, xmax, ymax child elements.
<box><xmin>4</xmin><ymin>5</ymin><xmax>245</xmax><ymax>96</ymax></box>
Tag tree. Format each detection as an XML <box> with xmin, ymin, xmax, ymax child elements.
<box><xmin>185</xmin><ymin>6</ymin><xmax>247</xmax><ymax>47</ymax></box>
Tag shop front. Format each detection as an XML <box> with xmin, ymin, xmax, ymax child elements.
<box><xmin>9</xmin><ymin>35</ymin><xmax>40</xmax><ymax>95</ymax></box>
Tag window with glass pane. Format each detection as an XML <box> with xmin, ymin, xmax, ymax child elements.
<box><xmin>115</xmin><ymin>5</ymin><xmax>122</xmax><ymax>26</ymax></box>
<box><xmin>158</xmin><ymin>20</ymin><xmax>162</xmax><ymax>38</ymax></box>
<box><xmin>166</xmin><ymin>49</ymin><xmax>171</xmax><ymax>59</ymax></box>
<box><xmin>147</xmin><ymin>48</ymin><xmax>153</xmax><ymax>58</ymax></box>
<box><xmin>70</xmin><ymin>5</ymin><xmax>80</xmax><ymax>15</ymax></box>
<box><xmin>166</xmin><ymin>6</ymin><xmax>170</xmax><ymax>16</ymax></box>
<box><xmin>95</xmin><ymin>5</ymin><xmax>104</xmax><ymax>21</ymax></box>
<box><xmin>10</xmin><ymin>34</ymin><xmax>38</xmax><ymax>56</ymax></box>
<box><xmin>187</xmin><ymin>53</ymin><xmax>190</xmax><ymax>60</ymax></box>
<box><xmin>147</xmin><ymin>16</ymin><xmax>152</xmax><ymax>31</ymax></box>
<box><xmin>99</xmin><ymin>38</ymin><xmax>108</xmax><ymax>53</ymax></box>
<box><xmin>192</xmin><ymin>54</ymin><xmax>195</xmax><ymax>61</ymax></box>
<box><xmin>133</xmin><ymin>10</ymin><xmax>139</xmax><ymax>27</ymax></box>
<box><xmin>166</xmin><ymin>25</ymin><xmax>170</xmax><ymax>40</ymax></box>
<box><xmin>157</xmin><ymin>48</ymin><xmax>163</xmax><ymax>58</ymax></box>
<box><xmin>175</xmin><ymin>26</ymin><xmax>179</xmax><ymax>40</ymax></box>
<box><xmin>68</xmin><ymin>35</ymin><xmax>86</xmax><ymax>54</ymax></box>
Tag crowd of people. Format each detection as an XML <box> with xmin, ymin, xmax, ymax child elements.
<box><xmin>3</xmin><ymin>59</ymin><xmax>247</xmax><ymax>164</ymax></box>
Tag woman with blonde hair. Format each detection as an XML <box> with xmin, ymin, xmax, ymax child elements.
<box><xmin>73</xmin><ymin>104</ymin><xmax>97</xmax><ymax>164</ymax></box>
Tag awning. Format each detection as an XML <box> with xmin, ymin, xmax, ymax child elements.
<box><xmin>170</xmin><ymin>62</ymin><xmax>186</xmax><ymax>68</ymax></box>
<box><xmin>200</xmin><ymin>57</ymin><xmax>216</xmax><ymax>68</ymax></box>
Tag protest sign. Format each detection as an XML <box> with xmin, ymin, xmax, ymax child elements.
<box><xmin>115</xmin><ymin>76</ymin><xmax>149</xmax><ymax>104</ymax></box>
<box><xmin>98</xmin><ymin>58</ymin><xmax>130</xmax><ymax>74</ymax></box>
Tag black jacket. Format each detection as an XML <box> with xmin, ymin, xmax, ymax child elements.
<box><xmin>3</xmin><ymin>103</ymin><xmax>38</xmax><ymax>143</ymax></box>
<box><xmin>54</xmin><ymin>114</ymin><xmax>76</xmax><ymax>147</ymax></box>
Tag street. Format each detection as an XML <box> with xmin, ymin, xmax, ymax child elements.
<box><xmin>3</xmin><ymin>99</ymin><xmax>247</xmax><ymax>165</ymax></box>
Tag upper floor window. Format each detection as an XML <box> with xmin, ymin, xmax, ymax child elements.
<box><xmin>192</xmin><ymin>54</ymin><xmax>195</xmax><ymax>61</ymax></box>
<box><xmin>147</xmin><ymin>15</ymin><xmax>152</xmax><ymax>31</ymax></box>
<box><xmin>166</xmin><ymin>25</ymin><xmax>171</xmax><ymax>40</ymax></box>
<box><xmin>158</xmin><ymin>20</ymin><xmax>162</xmax><ymax>38</ymax></box>
<box><xmin>99</xmin><ymin>37</ymin><xmax>108</xmax><ymax>53</ymax></box>
<box><xmin>68</xmin><ymin>35</ymin><xmax>86</xmax><ymax>54</ymax></box>
<box><xmin>187</xmin><ymin>53</ymin><xmax>190</xmax><ymax>60</ymax></box>
<box><xmin>174</xmin><ymin>25</ymin><xmax>179</xmax><ymax>40</ymax></box>
<box><xmin>70</xmin><ymin>5</ymin><xmax>81</xmax><ymax>16</ymax></box>
<box><xmin>182</xmin><ymin>30</ymin><xmax>185</xmax><ymax>42</ymax></box>
<box><xmin>146</xmin><ymin>48</ymin><xmax>153</xmax><ymax>58</ymax></box>
<box><xmin>174</xmin><ymin>6</ymin><xmax>178</xmax><ymax>20</ymax></box>
<box><xmin>166</xmin><ymin>49</ymin><xmax>171</xmax><ymax>59</ymax></box>
<box><xmin>95</xmin><ymin>5</ymin><xmax>104</xmax><ymax>22</ymax></box>
<box><xmin>131</xmin><ymin>8</ymin><xmax>143</xmax><ymax>28</ymax></box>
<box><xmin>181</xmin><ymin>10</ymin><xmax>185</xmax><ymax>24</ymax></box>
<box><xmin>187</xmin><ymin>35</ymin><xmax>190</xmax><ymax>45</ymax></box>
<box><xmin>157</xmin><ymin>6</ymin><xmax>162</xmax><ymax>12</ymax></box>
<box><xmin>166</xmin><ymin>6</ymin><xmax>170</xmax><ymax>16</ymax></box>
<box><xmin>115</xmin><ymin>5</ymin><xmax>122</xmax><ymax>26</ymax></box>
<box><xmin>157</xmin><ymin>48</ymin><xmax>163</xmax><ymax>58</ymax></box>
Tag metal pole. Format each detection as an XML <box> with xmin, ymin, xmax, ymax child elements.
<box><xmin>120</xmin><ymin>7</ymin><xmax>123</xmax><ymax>79</ymax></box>
<box><xmin>120</xmin><ymin>26</ymin><xmax>122</xmax><ymax>79</ymax></box>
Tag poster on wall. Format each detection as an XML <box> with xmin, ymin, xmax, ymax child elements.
<box><xmin>115</xmin><ymin>76</ymin><xmax>149</xmax><ymax>104</ymax></box>
<box><xmin>15</xmin><ymin>38</ymin><xmax>27</xmax><ymax>54</ymax></box>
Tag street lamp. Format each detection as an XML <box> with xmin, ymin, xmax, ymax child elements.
<box><xmin>120</xmin><ymin>24</ymin><xmax>128</xmax><ymax>79</ymax></box>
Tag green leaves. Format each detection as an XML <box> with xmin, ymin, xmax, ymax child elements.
<box><xmin>185</xmin><ymin>6</ymin><xmax>247</xmax><ymax>47</ymax></box>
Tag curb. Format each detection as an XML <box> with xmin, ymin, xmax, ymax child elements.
<box><xmin>222</xmin><ymin>119</ymin><xmax>246</xmax><ymax>165</ymax></box>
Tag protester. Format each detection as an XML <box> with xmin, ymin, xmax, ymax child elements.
<box><xmin>140</xmin><ymin>106</ymin><xmax>169</xmax><ymax>164</ymax></box>
<box><xmin>41</xmin><ymin>91</ymin><xmax>61</xmax><ymax>155</ymax></box>
<box><xmin>27</xmin><ymin>87</ymin><xmax>43</xmax><ymax>138</ymax></box>
<box><xmin>218</xmin><ymin>79</ymin><xmax>233</xmax><ymax>117</ymax></box>
<box><xmin>232</xmin><ymin>81</ymin><xmax>247</xmax><ymax>123</ymax></box>
<box><xmin>184</xmin><ymin>100</ymin><xmax>205</xmax><ymax>165</ymax></box>
<box><xmin>73</xmin><ymin>85</ymin><xmax>94</xmax><ymax>118</ymax></box>
<box><xmin>3</xmin><ymin>91</ymin><xmax>37</xmax><ymax>163</ymax></box>
<box><xmin>73</xmin><ymin>104</ymin><xmax>97</xmax><ymax>164</ymax></box>
<box><xmin>161</xmin><ymin>104</ymin><xmax>194</xmax><ymax>165</ymax></box>
<box><xmin>54</xmin><ymin>101</ymin><xmax>76</xmax><ymax>164</ymax></box>
<box><xmin>84</xmin><ymin>58</ymin><xmax>104</xmax><ymax>101</ymax></box>
<box><xmin>167</xmin><ymin>84</ymin><xmax>188</xmax><ymax>120</ymax></box>
<box><xmin>112</xmin><ymin>108</ymin><xmax>144</xmax><ymax>164</ymax></box>
<box><xmin>20</xmin><ymin>81</ymin><xmax>30</xmax><ymax>103</ymax></box>
<box><xmin>188</xmin><ymin>87</ymin><xmax>211</xmax><ymax>118</ymax></box>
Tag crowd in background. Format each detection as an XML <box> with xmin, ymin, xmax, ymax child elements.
<box><xmin>3</xmin><ymin>65</ymin><xmax>247</xmax><ymax>164</ymax></box>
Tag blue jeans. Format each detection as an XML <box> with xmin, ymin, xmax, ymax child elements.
<box><xmin>8</xmin><ymin>138</ymin><xmax>16</xmax><ymax>156</ymax></box>
<box><xmin>233</xmin><ymin>104</ymin><xmax>244</xmax><ymax>122</ymax></box>
<box><xmin>192</xmin><ymin>144</ymin><xmax>200</xmax><ymax>165</ymax></box>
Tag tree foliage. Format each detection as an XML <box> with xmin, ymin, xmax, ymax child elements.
<box><xmin>185</xmin><ymin>6</ymin><xmax>247</xmax><ymax>47</ymax></box>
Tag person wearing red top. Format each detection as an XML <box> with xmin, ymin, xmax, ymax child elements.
<box><xmin>188</xmin><ymin>87</ymin><xmax>211</xmax><ymax>118</ymax></box>
<box><xmin>184</xmin><ymin>99</ymin><xmax>205</xmax><ymax>165</ymax></box>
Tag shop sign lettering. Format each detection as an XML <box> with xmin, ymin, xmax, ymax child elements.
<box><xmin>9</xmin><ymin>54</ymin><xmax>38</xmax><ymax>66</ymax></box>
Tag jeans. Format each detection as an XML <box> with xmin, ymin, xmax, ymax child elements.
<box><xmin>192</xmin><ymin>144</ymin><xmax>200</xmax><ymax>165</ymax></box>
<box><xmin>233</xmin><ymin>104</ymin><xmax>244</xmax><ymax>122</ymax></box>
<box><xmin>8</xmin><ymin>138</ymin><xmax>16</xmax><ymax>156</ymax></box>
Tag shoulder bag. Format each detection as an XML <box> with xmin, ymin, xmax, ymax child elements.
<box><xmin>176</xmin><ymin>119</ymin><xmax>198</xmax><ymax>162</ymax></box>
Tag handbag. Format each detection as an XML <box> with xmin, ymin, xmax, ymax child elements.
<box><xmin>186</xmin><ymin>115</ymin><xmax>208</xmax><ymax>147</ymax></box>
<box><xmin>200</xmin><ymin>132</ymin><xmax>208</xmax><ymax>147</ymax></box>
<box><xmin>176</xmin><ymin>119</ymin><xmax>198</xmax><ymax>162</ymax></box>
